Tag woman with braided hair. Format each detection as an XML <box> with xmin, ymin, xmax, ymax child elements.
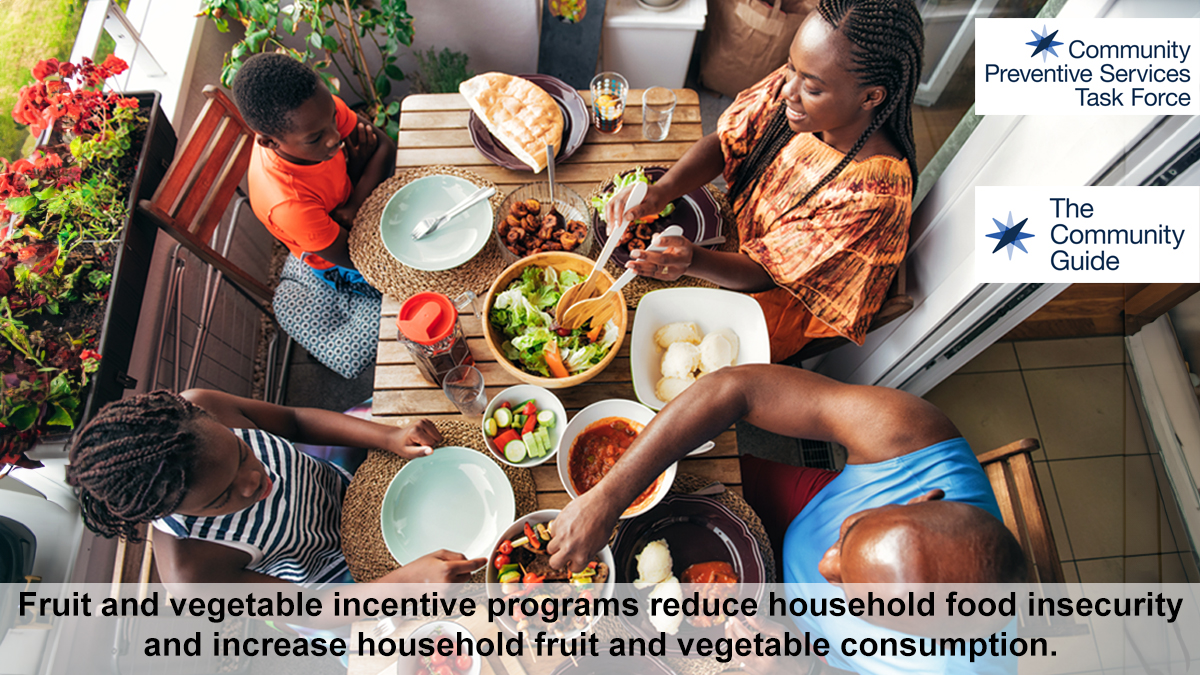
<box><xmin>66</xmin><ymin>389</ymin><xmax>485</xmax><ymax>589</ymax></box>
<box><xmin>607</xmin><ymin>0</ymin><xmax>923</xmax><ymax>362</ymax></box>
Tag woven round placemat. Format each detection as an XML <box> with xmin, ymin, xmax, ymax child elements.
<box><xmin>340</xmin><ymin>418</ymin><xmax>537</xmax><ymax>583</ymax></box>
<box><xmin>587</xmin><ymin>167</ymin><xmax>741</xmax><ymax>307</ymax></box>
<box><xmin>349</xmin><ymin>166</ymin><xmax>509</xmax><ymax>301</ymax></box>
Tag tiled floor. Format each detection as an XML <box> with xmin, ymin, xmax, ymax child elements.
<box><xmin>924</xmin><ymin>336</ymin><xmax>1200</xmax><ymax>583</ymax></box>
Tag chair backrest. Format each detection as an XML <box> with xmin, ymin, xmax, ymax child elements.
<box><xmin>137</xmin><ymin>85</ymin><xmax>273</xmax><ymax>303</ymax></box>
<box><xmin>976</xmin><ymin>438</ymin><xmax>1065</xmax><ymax>584</ymax></box>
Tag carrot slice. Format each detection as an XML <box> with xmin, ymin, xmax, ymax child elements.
<box><xmin>544</xmin><ymin>340</ymin><xmax>570</xmax><ymax>378</ymax></box>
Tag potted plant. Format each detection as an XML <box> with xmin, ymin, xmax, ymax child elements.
<box><xmin>0</xmin><ymin>55</ymin><xmax>176</xmax><ymax>473</ymax></box>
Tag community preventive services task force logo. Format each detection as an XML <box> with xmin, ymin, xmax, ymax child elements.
<box><xmin>975</xmin><ymin>187</ymin><xmax>1200</xmax><ymax>283</ymax></box>
<box><xmin>976</xmin><ymin>18</ymin><xmax>1199</xmax><ymax>114</ymax></box>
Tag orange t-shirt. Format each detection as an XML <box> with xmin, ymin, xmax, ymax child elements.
<box><xmin>248</xmin><ymin>95</ymin><xmax>357</xmax><ymax>270</ymax></box>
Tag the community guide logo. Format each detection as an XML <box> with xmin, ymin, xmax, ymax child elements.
<box><xmin>986</xmin><ymin>211</ymin><xmax>1035</xmax><ymax>260</ymax></box>
<box><xmin>1026</xmin><ymin>25</ymin><xmax>1064</xmax><ymax>62</ymax></box>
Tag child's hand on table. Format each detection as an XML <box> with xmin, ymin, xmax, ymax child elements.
<box><xmin>374</xmin><ymin>550</ymin><xmax>486</xmax><ymax>585</ymax></box>
<box><xmin>385</xmin><ymin>418</ymin><xmax>443</xmax><ymax>459</ymax></box>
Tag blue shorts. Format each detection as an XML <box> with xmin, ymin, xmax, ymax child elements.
<box><xmin>305</xmin><ymin>261</ymin><xmax>381</xmax><ymax>298</ymax></box>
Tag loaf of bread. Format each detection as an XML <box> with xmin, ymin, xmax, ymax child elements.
<box><xmin>460</xmin><ymin>73</ymin><xmax>564</xmax><ymax>173</ymax></box>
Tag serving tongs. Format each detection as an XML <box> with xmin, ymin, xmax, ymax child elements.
<box><xmin>560</xmin><ymin>224</ymin><xmax>683</xmax><ymax>330</ymax></box>
<box><xmin>554</xmin><ymin>181</ymin><xmax>649</xmax><ymax>325</ymax></box>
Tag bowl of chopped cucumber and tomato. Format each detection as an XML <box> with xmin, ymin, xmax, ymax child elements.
<box><xmin>482</xmin><ymin>385</ymin><xmax>569</xmax><ymax>467</ymax></box>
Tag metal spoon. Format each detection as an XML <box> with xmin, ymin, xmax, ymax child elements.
<box><xmin>545</xmin><ymin>143</ymin><xmax>556</xmax><ymax>205</ymax></box>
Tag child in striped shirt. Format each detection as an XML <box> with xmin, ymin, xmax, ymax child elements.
<box><xmin>66</xmin><ymin>390</ymin><xmax>484</xmax><ymax>588</ymax></box>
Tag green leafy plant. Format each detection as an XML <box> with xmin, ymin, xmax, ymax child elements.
<box><xmin>411</xmin><ymin>46</ymin><xmax>474</xmax><ymax>95</ymax></box>
<box><xmin>1</xmin><ymin>55</ymin><xmax>145</xmax><ymax>472</ymax></box>
<box><xmin>199</xmin><ymin>0</ymin><xmax>415</xmax><ymax>139</ymax></box>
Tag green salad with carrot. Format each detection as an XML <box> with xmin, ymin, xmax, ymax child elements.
<box><xmin>489</xmin><ymin>266</ymin><xmax>620</xmax><ymax>378</ymax></box>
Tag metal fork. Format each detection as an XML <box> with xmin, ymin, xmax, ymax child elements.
<box><xmin>371</xmin><ymin>615</ymin><xmax>398</xmax><ymax>639</ymax></box>
<box><xmin>411</xmin><ymin>186</ymin><xmax>496</xmax><ymax>240</ymax></box>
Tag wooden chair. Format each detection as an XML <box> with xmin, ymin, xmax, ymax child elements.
<box><xmin>977</xmin><ymin>438</ymin><xmax>1064</xmax><ymax>584</ymax></box>
<box><xmin>789</xmin><ymin>260</ymin><xmax>914</xmax><ymax>361</ymax></box>
<box><xmin>136</xmin><ymin>85</ymin><xmax>273</xmax><ymax>304</ymax></box>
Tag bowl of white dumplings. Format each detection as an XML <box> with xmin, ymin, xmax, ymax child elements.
<box><xmin>629</xmin><ymin>289</ymin><xmax>771</xmax><ymax>410</ymax></box>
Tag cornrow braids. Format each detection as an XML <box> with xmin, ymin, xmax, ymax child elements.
<box><xmin>66</xmin><ymin>391</ymin><xmax>206</xmax><ymax>542</ymax></box>
<box><xmin>733</xmin><ymin>0</ymin><xmax>924</xmax><ymax>219</ymax></box>
<box><xmin>794</xmin><ymin>0</ymin><xmax>924</xmax><ymax>209</ymax></box>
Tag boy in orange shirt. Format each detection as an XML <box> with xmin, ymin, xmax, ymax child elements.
<box><xmin>233</xmin><ymin>53</ymin><xmax>395</xmax><ymax>295</ymax></box>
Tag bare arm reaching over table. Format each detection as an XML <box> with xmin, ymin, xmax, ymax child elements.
<box><xmin>547</xmin><ymin>364</ymin><xmax>960</xmax><ymax>572</ymax></box>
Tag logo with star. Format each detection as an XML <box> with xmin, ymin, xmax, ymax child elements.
<box><xmin>1026</xmin><ymin>25</ymin><xmax>1063</xmax><ymax>62</ymax></box>
<box><xmin>986</xmin><ymin>212</ymin><xmax>1035</xmax><ymax>260</ymax></box>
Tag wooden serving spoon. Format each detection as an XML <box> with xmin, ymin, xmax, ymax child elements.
<box><xmin>555</xmin><ymin>181</ymin><xmax>648</xmax><ymax>325</ymax></box>
<box><xmin>560</xmin><ymin>225</ymin><xmax>684</xmax><ymax>330</ymax></box>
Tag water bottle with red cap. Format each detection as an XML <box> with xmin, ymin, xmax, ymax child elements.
<box><xmin>396</xmin><ymin>292</ymin><xmax>476</xmax><ymax>386</ymax></box>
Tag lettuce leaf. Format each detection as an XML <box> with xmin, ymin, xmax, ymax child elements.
<box><xmin>591</xmin><ymin>168</ymin><xmax>676</xmax><ymax>223</ymax></box>
<box><xmin>490</xmin><ymin>266</ymin><xmax>616</xmax><ymax>378</ymax></box>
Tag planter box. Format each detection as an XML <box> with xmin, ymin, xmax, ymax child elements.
<box><xmin>80</xmin><ymin>91</ymin><xmax>177</xmax><ymax>423</ymax></box>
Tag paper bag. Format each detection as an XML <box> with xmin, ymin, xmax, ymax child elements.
<box><xmin>700</xmin><ymin>0</ymin><xmax>817</xmax><ymax>99</ymax></box>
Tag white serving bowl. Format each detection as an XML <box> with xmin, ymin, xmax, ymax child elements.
<box><xmin>481</xmin><ymin>385</ymin><xmax>568</xmax><ymax>467</ymax></box>
<box><xmin>555</xmin><ymin>399</ymin><xmax>675</xmax><ymax>519</ymax></box>
<box><xmin>629</xmin><ymin>288</ymin><xmax>771</xmax><ymax>410</ymax></box>
<box><xmin>485</xmin><ymin>509</ymin><xmax>615</xmax><ymax>634</ymax></box>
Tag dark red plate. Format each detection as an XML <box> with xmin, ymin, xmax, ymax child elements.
<box><xmin>468</xmin><ymin>74</ymin><xmax>588</xmax><ymax>172</ymax></box>
<box><xmin>612</xmin><ymin>493</ymin><xmax>766</xmax><ymax>654</ymax></box>
<box><xmin>591</xmin><ymin>167</ymin><xmax>724</xmax><ymax>267</ymax></box>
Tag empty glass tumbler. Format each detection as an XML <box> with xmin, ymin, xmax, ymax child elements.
<box><xmin>641</xmin><ymin>87</ymin><xmax>677</xmax><ymax>142</ymax></box>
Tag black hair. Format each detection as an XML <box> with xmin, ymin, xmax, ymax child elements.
<box><xmin>230</xmin><ymin>53</ymin><xmax>321</xmax><ymax>137</ymax></box>
<box><xmin>812</xmin><ymin>0</ymin><xmax>924</xmax><ymax>201</ymax></box>
<box><xmin>729</xmin><ymin>0</ymin><xmax>924</xmax><ymax>212</ymax></box>
<box><xmin>65</xmin><ymin>391</ymin><xmax>205</xmax><ymax>542</ymax></box>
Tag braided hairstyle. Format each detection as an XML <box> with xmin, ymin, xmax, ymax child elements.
<box><xmin>66</xmin><ymin>391</ymin><xmax>206</xmax><ymax>542</ymax></box>
<box><xmin>731</xmin><ymin>0</ymin><xmax>924</xmax><ymax>213</ymax></box>
<box><xmin>231</xmin><ymin>52</ymin><xmax>320</xmax><ymax>137</ymax></box>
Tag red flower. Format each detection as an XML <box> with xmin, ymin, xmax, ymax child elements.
<box><xmin>31</xmin><ymin>58</ymin><xmax>59</xmax><ymax>81</ymax></box>
<box><xmin>116</xmin><ymin>97</ymin><xmax>139</xmax><ymax>109</ymax></box>
<box><xmin>32</xmin><ymin>151</ymin><xmax>62</xmax><ymax>170</ymax></box>
<box><xmin>99</xmin><ymin>54</ymin><xmax>129</xmax><ymax>76</ymax></box>
<box><xmin>80</xmin><ymin>349</ymin><xmax>102</xmax><ymax>362</ymax></box>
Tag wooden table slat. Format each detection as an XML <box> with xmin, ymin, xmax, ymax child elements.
<box><xmin>397</xmin><ymin>120</ymin><xmax>702</xmax><ymax>149</ymax></box>
<box><xmin>397</xmin><ymin>141</ymin><xmax>698</xmax><ymax>170</ymax></box>
<box><xmin>400</xmin><ymin>89</ymin><xmax>700</xmax><ymax>113</ymax></box>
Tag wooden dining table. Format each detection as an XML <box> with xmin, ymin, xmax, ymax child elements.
<box><xmin>370</xmin><ymin>87</ymin><xmax>745</xmax><ymax>508</ymax></box>
<box><xmin>349</xmin><ymin>87</ymin><xmax>747</xmax><ymax>675</ymax></box>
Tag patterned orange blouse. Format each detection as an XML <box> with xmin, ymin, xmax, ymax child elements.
<box><xmin>717</xmin><ymin>67</ymin><xmax>912</xmax><ymax>361</ymax></box>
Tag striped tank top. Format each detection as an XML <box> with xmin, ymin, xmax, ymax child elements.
<box><xmin>152</xmin><ymin>428</ymin><xmax>353</xmax><ymax>587</ymax></box>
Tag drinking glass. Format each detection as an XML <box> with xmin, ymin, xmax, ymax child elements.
<box><xmin>443</xmin><ymin>365</ymin><xmax>488</xmax><ymax>423</ymax></box>
<box><xmin>641</xmin><ymin>87</ymin><xmax>677</xmax><ymax>142</ymax></box>
<box><xmin>590</xmin><ymin>72</ymin><xmax>628</xmax><ymax>134</ymax></box>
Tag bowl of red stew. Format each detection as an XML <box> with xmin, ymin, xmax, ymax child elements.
<box><xmin>556</xmin><ymin>399</ymin><xmax>672</xmax><ymax>518</ymax></box>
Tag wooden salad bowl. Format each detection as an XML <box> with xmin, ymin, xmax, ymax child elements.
<box><xmin>483</xmin><ymin>251</ymin><xmax>627</xmax><ymax>389</ymax></box>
